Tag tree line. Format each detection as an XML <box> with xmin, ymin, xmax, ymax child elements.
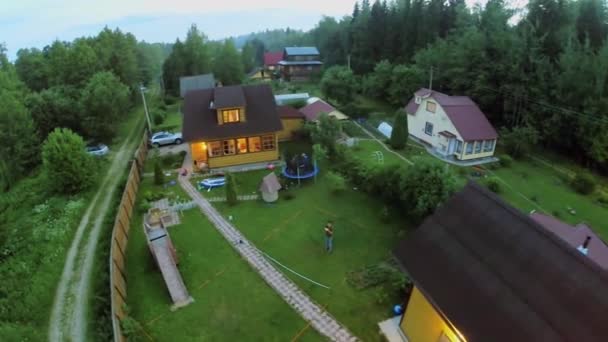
<box><xmin>244</xmin><ymin>0</ymin><xmax>608</xmax><ymax>172</ymax></box>
<box><xmin>1</xmin><ymin>28</ymin><xmax>167</xmax><ymax>191</ymax></box>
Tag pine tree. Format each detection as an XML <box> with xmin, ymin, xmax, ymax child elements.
<box><xmin>154</xmin><ymin>159</ymin><xmax>164</xmax><ymax>185</ymax></box>
<box><xmin>390</xmin><ymin>110</ymin><xmax>408</xmax><ymax>150</ymax></box>
<box><xmin>225</xmin><ymin>172</ymin><xmax>238</xmax><ymax>206</ymax></box>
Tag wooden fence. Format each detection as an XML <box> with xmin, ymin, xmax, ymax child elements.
<box><xmin>110</xmin><ymin>131</ymin><xmax>149</xmax><ymax>342</ymax></box>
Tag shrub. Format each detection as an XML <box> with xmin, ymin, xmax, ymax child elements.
<box><xmin>326</xmin><ymin>171</ymin><xmax>346</xmax><ymax>194</ymax></box>
<box><xmin>153</xmin><ymin>124</ymin><xmax>179</xmax><ymax>132</ymax></box>
<box><xmin>153</xmin><ymin>160</ymin><xmax>164</xmax><ymax>185</ymax></box>
<box><xmin>158</xmin><ymin>103</ymin><xmax>167</xmax><ymax>110</ymax></box>
<box><xmin>42</xmin><ymin>128</ymin><xmax>94</xmax><ymax>194</ymax></box>
<box><xmin>283</xmin><ymin>192</ymin><xmax>295</xmax><ymax>200</ymax></box>
<box><xmin>225</xmin><ymin>172</ymin><xmax>238</xmax><ymax>205</ymax></box>
<box><xmin>380</xmin><ymin>206</ymin><xmax>390</xmax><ymax>223</ymax></box>
<box><xmin>153</xmin><ymin>111</ymin><xmax>166</xmax><ymax>125</ymax></box>
<box><xmin>552</xmin><ymin>210</ymin><xmax>562</xmax><ymax>218</ymax></box>
<box><xmin>499</xmin><ymin>155</ymin><xmax>513</xmax><ymax>168</ymax></box>
<box><xmin>389</xmin><ymin>110</ymin><xmax>408</xmax><ymax>150</ymax></box>
<box><xmin>597</xmin><ymin>192</ymin><xmax>608</xmax><ymax>206</ymax></box>
<box><xmin>531</xmin><ymin>195</ymin><xmax>539</xmax><ymax>203</ymax></box>
<box><xmin>571</xmin><ymin>173</ymin><xmax>596</xmax><ymax>195</ymax></box>
<box><xmin>164</xmin><ymin>95</ymin><xmax>177</xmax><ymax>105</ymax></box>
<box><xmin>499</xmin><ymin>126</ymin><xmax>539</xmax><ymax>159</ymax></box>
<box><xmin>485</xmin><ymin>177</ymin><xmax>501</xmax><ymax>193</ymax></box>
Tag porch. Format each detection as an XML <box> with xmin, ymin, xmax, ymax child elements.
<box><xmin>409</xmin><ymin>134</ymin><xmax>499</xmax><ymax>167</ymax></box>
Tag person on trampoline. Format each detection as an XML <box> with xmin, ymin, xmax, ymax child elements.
<box><xmin>324</xmin><ymin>220</ymin><xmax>334</xmax><ymax>253</ymax></box>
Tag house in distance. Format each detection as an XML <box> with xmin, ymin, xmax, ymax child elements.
<box><xmin>182</xmin><ymin>84</ymin><xmax>283</xmax><ymax>169</ymax></box>
<box><xmin>278</xmin><ymin>47</ymin><xmax>323</xmax><ymax>81</ymax></box>
<box><xmin>405</xmin><ymin>88</ymin><xmax>498</xmax><ymax>161</ymax></box>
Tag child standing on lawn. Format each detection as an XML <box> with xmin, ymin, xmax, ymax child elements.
<box><xmin>324</xmin><ymin>221</ymin><xmax>334</xmax><ymax>253</ymax></box>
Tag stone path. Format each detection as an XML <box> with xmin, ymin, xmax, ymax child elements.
<box><xmin>178</xmin><ymin>175</ymin><xmax>357</xmax><ymax>342</ymax></box>
<box><xmin>206</xmin><ymin>194</ymin><xmax>259</xmax><ymax>202</ymax></box>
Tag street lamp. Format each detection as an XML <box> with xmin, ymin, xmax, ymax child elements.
<box><xmin>139</xmin><ymin>84</ymin><xmax>153</xmax><ymax>133</ymax></box>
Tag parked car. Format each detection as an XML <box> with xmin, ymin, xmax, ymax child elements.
<box><xmin>85</xmin><ymin>144</ymin><xmax>109</xmax><ymax>156</ymax></box>
<box><xmin>149</xmin><ymin>131</ymin><xmax>183</xmax><ymax>147</ymax></box>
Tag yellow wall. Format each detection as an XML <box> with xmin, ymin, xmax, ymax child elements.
<box><xmin>190</xmin><ymin>142</ymin><xmax>208</xmax><ymax>163</ymax></box>
<box><xmin>401</xmin><ymin>286</ymin><xmax>463</xmax><ymax>342</ymax></box>
<box><xmin>208</xmin><ymin>149</ymin><xmax>278</xmax><ymax>168</ymax></box>
<box><xmin>278</xmin><ymin>118</ymin><xmax>303</xmax><ymax>141</ymax></box>
<box><xmin>457</xmin><ymin>140</ymin><xmax>496</xmax><ymax>161</ymax></box>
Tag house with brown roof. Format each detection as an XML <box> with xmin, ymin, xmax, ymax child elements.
<box><xmin>278</xmin><ymin>47</ymin><xmax>323</xmax><ymax>81</ymax></box>
<box><xmin>264</xmin><ymin>51</ymin><xmax>283</xmax><ymax>71</ymax></box>
<box><xmin>300</xmin><ymin>99</ymin><xmax>348</xmax><ymax>122</ymax></box>
<box><xmin>405</xmin><ymin>88</ymin><xmax>498</xmax><ymax>161</ymax></box>
<box><xmin>182</xmin><ymin>84</ymin><xmax>283</xmax><ymax>169</ymax></box>
<box><xmin>391</xmin><ymin>182</ymin><xmax>608</xmax><ymax>342</ymax></box>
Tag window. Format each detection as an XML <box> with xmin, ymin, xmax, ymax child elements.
<box><xmin>262</xmin><ymin>135</ymin><xmax>275</xmax><ymax>151</ymax></box>
<box><xmin>222</xmin><ymin>109</ymin><xmax>240</xmax><ymax>123</ymax></box>
<box><xmin>237</xmin><ymin>138</ymin><xmax>248</xmax><ymax>154</ymax></box>
<box><xmin>426</xmin><ymin>101</ymin><xmax>436</xmax><ymax>113</ymax></box>
<box><xmin>465</xmin><ymin>142</ymin><xmax>473</xmax><ymax>155</ymax></box>
<box><xmin>483</xmin><ymin>139</ymin><xmax>495</xmax><ymax>152</ymax></box>
<box><xmin>223</xmin><ymin>139</ymin><xmax>236</xmax><ymax>155</ymax></box>
<box><xmin>208</xmin><ymin>141</ymin><xmax>222</xmax><ymax>157</ymax></box>
<box><xmin>248</xmin><ymin>137</ymin><xmax>261</xmax><ymax>152</ymax></box>
<box><xmin>415</xmin><ymin>96</ymin><xmax>421</xmax><ymax>104</ymax></box>
<box><xmin>425</xmin><ymin>122</ymin><xmax>434</xmax><ymax>136</ymax></box>
<box><xmin>456</xmin><ymin>140</ymin><xmax>463</xmax><ymax>153</ymax></box>
<box><xmin>474</xmin><ymin>140</ymin><xmax>482</xmax><ymax>153</ymax></box>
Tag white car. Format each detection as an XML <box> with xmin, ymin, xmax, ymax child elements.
<box><xmin>85</xmin><ymin>144</ymin><xmax>109</xmax><ymax>156</ymax></box>
<box><xmin>149</xmin><ymin>131</ymin><xmax>183</xmax><ymax>147</ymax></box>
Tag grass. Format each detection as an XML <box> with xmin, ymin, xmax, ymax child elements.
<box><xmin>213</xmin><ymin>171</ymin><xmax>405</xmax><ymax>341</ymax></box>
<box><xmin>125</xmin><ymin>198</ymin><xmax>322</xmax><ymax>341</ymax></box>
<box><xmin>341</xmin><ymin>121</ymin><xmax>368</xmax><ymax>138</ymax></box>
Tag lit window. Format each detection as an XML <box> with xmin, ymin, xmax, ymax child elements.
<box><xmin>425</xmin><ymin>122</ymin><xmax>433</xmax><ymax>136</ymax></box>
<box><xmin>456</xmin><ymin>140</ymin><xmax>463</xmax><ymax>153</ymax></box>
<box><xmin>237</xmin><ymin>138</ymin><xmax>248</xmax><ymax>154</ymax></box>
<box><xmin>426</xmin><ymin>101</ymin><xmax>436</xmax><ymax>113</ymax></box>
<box><xmin>483</xmin><ymin>139</ymin><xmax>495</xmax><ymax>152</ymax></box>
<box><xmin>475</xmin><ymin>140</ymin><xmax>482</xmax><ymax>153</ymax></box>
<box><xmin>248</xmin><ymin>137</ymin><xmax>261</xmax><ymax>152</ymax></box>
<box><xmin>223</xmin><ymin>139</ymin><xmax>236</xmax><ymax>155</ymax></box>
<box><xmin>262</xmin><ymin>135</ymin><xmax>275</xmax><ymax>151</ymax></box>
<box><xmin>466</xmin><ymin>142</ymin><xmax>473</xmax><ymax>155</ymax></box>
<box><xmin>208</xmin><ymin>141</ymin><xmax>222</xmax><ymax>157</ymax></box>
<box><xmin>222</xmin><ymin>109</ymin><xmax>240</xmax><ymax>123</ymax></box>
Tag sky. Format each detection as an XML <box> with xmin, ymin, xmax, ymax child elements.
<box><xmin>0</xmin><ymin>0</ymin><xmax>516</xmax><ymax>60</ymax></box>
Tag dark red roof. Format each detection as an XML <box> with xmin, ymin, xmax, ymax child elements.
<box><xmin>182</xmin><ymin>84</ymin><xmax>283</xmax><ymax>141</ymax></box>
<box><xmin>530</xmin><ymin>213</ymin><xmax>608</xmax><ymax>270</ymax></box>
<box><xmin>264</xmin><ymin>52</ymin><xmax>283</xmax><ymax>66</ymax></box>
<box><xmin>277</xmin><ymin>105</ymin><xmax>304</xmax><ymax>119</ymax></box>
<box><xmin>213</xmin><ymin>85</ymin><xmax>246</xmax><ymax>108</ymax></box>
<box><xmin>405</xmin><ymin>88</ymin><xmax>498</xmax><ymax>141</ymax></box>
<box><xmin>299</xmin><ymin>100</ymin><xmax>335</xmax><ymax>121</ymax></box>
<box><xmin>394</xmin><ymin>182</ymin><xmax>608</xmax><ymax>342</ymax></box>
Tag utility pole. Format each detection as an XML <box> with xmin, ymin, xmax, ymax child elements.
<box><xmin>429</xmin><ymin>66</ymin><xmax>434</xmax><ymax>90</ymax></box>
<box><xmin>140</xmin><ymin>84</ymin><xmax>153</xmax><ymax>133</ymax></box>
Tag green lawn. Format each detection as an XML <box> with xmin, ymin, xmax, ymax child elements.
<box><xmin>125</xmin><ymin>185</ymin><xmax>322</xmax><ymax>341</ymax></box>
<box><xmin>213</xmin><ymin>171</ymin><xmax>405</xmax><ymax>341</ymax></box>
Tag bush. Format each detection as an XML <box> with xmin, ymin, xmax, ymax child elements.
<box><xmin>153</xmin><ymin>111</ymin><xmax>166</xmax><ymax>125</ymax></box>
<box><xmin>164</xmin><ymin>95</ymin><xmax>178</xmax><ymax>105</ymax></box>
<box><xmin>597</xmin><ymin>192</ymin><xmax>608</xmax><ymax>206</ymax></box>
<box><xmin>389</xmin><ymin>110</ymin><xmax>408</xmax><ymax>150</ymax></box>
<box><xmin>380</xmin><ymin>206</ymin><xmax>390</xmax><ymax>223</ymax></box>
<box><xmin>42</xmin><ymin>128</ymin><xmax>95</xmax><ymax>194</ymax></box>
<box><xmin>153</xmin><ymin>124</ymin><xmax>179</xmax><ymax>133</ymax></box>
<box><xmin>153</xmin><ymin>160</ymin><xmax>164</xmax><ymax>185</ymax></box>
<box><xmin>571</xmin><ymin>173</ymin><xmax>596</xmax><ymax>195</ymax></box>
<box><xmin>485</xmin><ymin>177</ymin><xmax>501</xmax><ymax>193</ymax></box>
<box><xmin>283</xmin><ymin>192</ymin><xmax>295</xmax><ymax>200</ymax></box>
<box><xmin>158</xmin><ymin>103</ymin><xmax>167</xmax><ymax>110</ymax></box>
<box><xmin>499</xmin><ymin>126</ymin><xmax>539</xmax><ymax>159</ymax></box>
<box><xmin>284</xmin><ymin>99</ymin><xmax>307</xmax><ymax>109</ymax></box>
<box><xmin>326</xmin><ymin>171</ymin><xmax>346</xmax><ymax>194</ymax></box>
<box><xmin>225</xmin><ymin>172</ymin><xmax>238</xmax><ymax>205</ymax></box>
<box><xmin>499</xmin><ymin>155</ymin><xmax>513</xmax><ymax>168</ymax></box>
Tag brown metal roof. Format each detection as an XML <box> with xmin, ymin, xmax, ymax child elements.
<box><xmin>182</xmin><ymin>84</ymin><xmax>283</xmax><ymax>141</ymax></box>
<box><xmin>277</xmin><ymin>105</ymin><xmax>304</xmax><ymax>119</ymax></box>
<box><xmin>299</xmin><ymin>100</ymin><xmax>335</xmax><ymax>121</ymax></box>
<box><xmin>405</xmin><ymin>88</ymin><xmax>498</xmax><ymax>141</ymax></box>
<box><xmin>213</xmin><ymin>85</ymin><xmax>246</xmax><ymax>108</ymax></box>
<box><xmin>394</xmin><ymin>182</ymin><xmax>608</xmax><ymax>342</ymax></box>
<box><xmin>530</xmin><ymin>213</ymin><xmax>608</xmax><ymax>270</ymax></box>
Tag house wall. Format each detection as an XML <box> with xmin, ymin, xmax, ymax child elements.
<box><xmin>407</xmin><ymin>98</ymin><xmax>463</xmax><ymax>147</ymax></box>
<box><xmin>458</xmin><ymin>139</ymin><xmax>496</xmax><ymax>160</ymax></box>
<box><xmin>400</xmin><ymin>286</ymin><xmax>463</xmax><ymax>342</ymax></box>
<box><xmin>278</xmin><ymin>118</ymin><xmax>303</xmax><ymax>141</ymax></box>
<box><xmin>208</xmin><ymin>149</ymin><xmax>278</xmax><ymax>168</ymax></box>
<box><xmin>190</xmin><ymin>142</ymin><xmax>208</xmax><ymax>164</ymax></box>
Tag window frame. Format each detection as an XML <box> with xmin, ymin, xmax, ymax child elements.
<box><xmin>465</xmin><ymin>142</ymin><xmax>474</xmax><ymax>155</ymax></box>
<box><xmin>248</xmin><ymin>136</ymin><xmax>262</xmax><ymax>153</ymax></box>
<box><xmin>222</xmin><ymin>139</ymin><xmax>236</xmax><ymax>155</ymax></box>
<box><xmin>222</xmin><ymin>109</ymin><xmax>241</xmax><ymax>123</ymax></box>
<box><xmin>424</xmin><ymin>122</ymin><xmax>434</xmax><ymax>136</ymax></box>
<box><xmin>208</xmin><ymin>141</ymin><xmax>222</xmax><ymax>157</ymax></box>
<box><xmin>456</xmin><ymin>140</ymin><xmax>463</xmax><ymax>153</ymax></box>
<box><xmin>474</xmin><ymin>140</ymin><xmax>482</xmax><ymax>153</ymax></box>
<box><xmin>426</xmin><ymin>101</ymin><xmax>436</xmax><ymax>113</ymax></box>
<box><xmin>236</xmin><ymin>138</ymin><xmax>248</xmax><ymax>154</ymax></box>
<box><xmin>261</xmin><ymin>135</ymin><xmax>275</xmax><ymax>151</ymax></box>
<box><xmin>483</xmin><ymin>139</ymin><xmax>495</xmax><ymax>152</ymax></box>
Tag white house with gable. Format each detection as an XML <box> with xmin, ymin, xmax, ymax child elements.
<box><xmin>405</xmin><ymin>88</ymin><xmax>498</xmax><ymax>161</ymax></box>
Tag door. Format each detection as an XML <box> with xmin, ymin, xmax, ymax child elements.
<box><xmin>447</xmin><ymin>138</ymin><xmax>456</xmax><ymax>155</ymax></box>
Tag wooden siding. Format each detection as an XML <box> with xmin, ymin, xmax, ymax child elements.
<box><xmin>278</xmin><ymin>118</ymin><xmax>303</xmax><ymax>141</ymax></box>
<box><xmin>400</xmin><ymin>286</ymin><xmax>463</xmax><ymax>342</ymax></box>
<box><xmin>208</xmin><ymin>149</ymin><xmax>278</xmax><ymax>168</ymax></box>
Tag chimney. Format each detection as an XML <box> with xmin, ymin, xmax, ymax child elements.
<box><xmin>577</xmin><ymin>236</ymin><xmax>591</xmax><ymax>255</ymax></box>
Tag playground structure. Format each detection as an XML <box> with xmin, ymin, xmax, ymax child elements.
<box><xmin>371</xmin><ymin>151</ymin><xmax>384</xmax><ymax>164</ymax></box>
<box><xmin>143</xmin><ymin>200</ymin><xmax>194</xmax><ymax>310</ymax></box>
<box><xmin>282</xmin><ymin>152</ymin><xmax>319</xmax><ymax>180</ymax></box>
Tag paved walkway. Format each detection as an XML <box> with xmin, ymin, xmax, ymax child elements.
<box><xmin>178</xmin><ymin>173</ymin><xmax>357</xmax><ymax>341</ymax></box>
<box><xmin>207</xmin><ymin>194</ymin><xmax>259</xmax><ymax>202</ymax></box>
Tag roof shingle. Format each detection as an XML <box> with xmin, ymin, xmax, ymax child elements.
<box><xmin>394</xmin><ymin>182</ymin><xmax>608</xmax><ymax>342</ymax></box>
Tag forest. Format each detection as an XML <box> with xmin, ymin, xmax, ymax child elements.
<box><xmin>236</xmin><ymin>0</ymin><xmax>608</xmax><ymax>173</ymax></box>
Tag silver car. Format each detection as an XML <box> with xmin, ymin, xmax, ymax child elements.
<box><xmin>86</xmin><ymin>144</ymin><xmax>109</xmax><ymax>156</ymax></box>
<box><xmin>149</xmin><ymin>131</ymin><xmax>183</xmax><ymax>147</ymax></box>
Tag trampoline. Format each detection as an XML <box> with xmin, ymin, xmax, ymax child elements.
<box><xmin>282</xmin><ymin>152</ymin><xmax>319</xmax><ymax>180</ymax></box>
<box><xmin>282</xmin><ymin>163</ymin><xmax>319</xmax><ymax>179</ymax></box>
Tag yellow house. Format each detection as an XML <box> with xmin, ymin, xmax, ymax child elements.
<box><xmin>277</xmin><ymin>105</ymin><xmax>305</xmax><ymax>141</ymax></box>
<box><xmin>405</xmin><ymin>88</ymin><xmax>498</xmax><ymax>161</ymax></box>
<box><xmin>391</xmin><ymin>181</ymin><xmax>608</xmax><ymax>342</ymax></box>
<box><xmin>182</xmin><ymin>84</ymin><xmax>283</xmax><ymax>169</ymax></box>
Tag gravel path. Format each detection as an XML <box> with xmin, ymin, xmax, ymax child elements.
<box><xmin>48</xmin><ymin>124</ymin><xmax>142</xmax><ymax>342</ymax></box>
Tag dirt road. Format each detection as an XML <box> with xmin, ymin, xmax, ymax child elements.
<box><xmin>48</xmin><ymin>122</ymin><xmax>142</xmax><ymax>342</ymax></box>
